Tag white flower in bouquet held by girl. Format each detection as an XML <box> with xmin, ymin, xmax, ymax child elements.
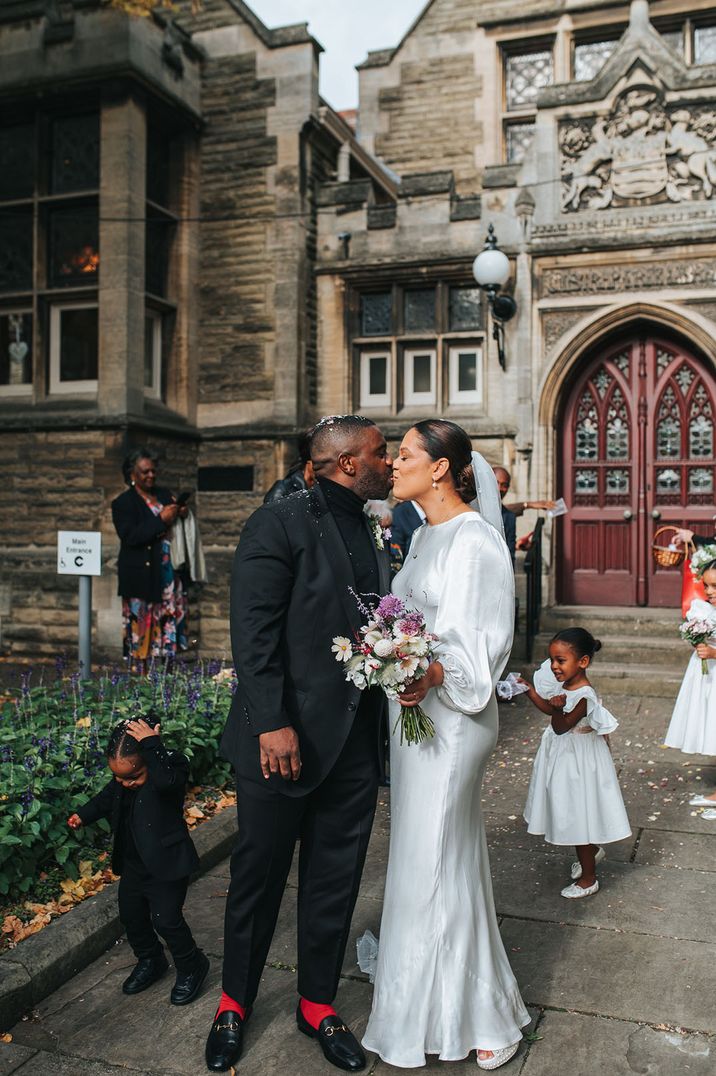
<box><xmin>331</xmin><ymin>592</ymin><xmax>438</xmax><ymax>745</ymax></box>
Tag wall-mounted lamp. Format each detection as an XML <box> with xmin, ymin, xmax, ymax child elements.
<box><xmin>472</xmin><ymin>224</ymin><xmax>516</xmax><ymax>370</ymax></box>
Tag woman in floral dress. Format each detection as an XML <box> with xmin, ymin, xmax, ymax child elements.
<box><xmin>111</xmin><ymin>448</ymin><xmax>188</xmax><ymax>668</ymax></box>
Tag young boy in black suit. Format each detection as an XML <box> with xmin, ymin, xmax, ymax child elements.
<box><xmin>68</xmin><ymin>717</ymin><xmax>208</xmax><ymax>1004</ymax></box>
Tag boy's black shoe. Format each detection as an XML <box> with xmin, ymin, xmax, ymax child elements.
<box><xmin>205</xmin><ymin>1008</ymin><xmax>251</xmax><ymax>1072</ymax></box>
<box><xmin>171</xmin><ymin>951</ymin><xmax>210</xmax><ymax>1005</ymax></box>
<box><xmin>122</xmin><ymin>953</ymin><xmax>169</xmax><ymax>995</ymax></box>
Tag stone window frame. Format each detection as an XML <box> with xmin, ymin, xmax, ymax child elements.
<box><xmin>143</xmin><ymin>307</ymin><xmax>163</xmax><ymax>400</ymax></box>
<box><xmin>360</xmin><ymin>349</ymin><xmax>392</xmax><ymax>409</ymax></box>
<box><xmin>499</xmin><ymin>37</ymin><xmax>555</xmax><ymax>165</ymax></box>
<box><xmin>569</xmin><ymin>16</ymin><xmax>705</xmax><ymax>79</ymax></box>
<box><xmin>351</xmin><ymin>279</ymin><xmax>485</xmax><ymax>418</ymax></box>
<box><xmin>0</xmin><ymin>109</ymin><xmax>100</xmax><ymax>399</ymax></box>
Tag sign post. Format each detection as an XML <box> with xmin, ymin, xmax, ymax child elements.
<box><xmin>57</xmin><ymin>531</ymin><xmax>102</xmax><ymax>676</ymax></box>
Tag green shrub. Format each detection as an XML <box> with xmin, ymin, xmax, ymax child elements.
<box><xmin>0</xmin><ymin>660</ymin><xmax>233</xmax><ymax>896</ymax></box>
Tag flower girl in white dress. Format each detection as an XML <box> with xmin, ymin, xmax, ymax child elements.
<box><xmin>521</xmin><ymin>629</ymin><xmax>631</xmax><ymax>898</ymax></box>
<box><xmin>665</xmin><ymin>560</ymin><xmax>716</xmax><ymax>812</ymax></box>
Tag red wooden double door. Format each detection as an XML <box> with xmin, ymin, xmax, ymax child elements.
<box><xmin>560</xmin><ymin>333</ymin><xmax>716</xmax><ymax>606</ymax></box>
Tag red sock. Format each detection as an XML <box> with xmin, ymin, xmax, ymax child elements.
<box><xmin>215</xmin><ymin>991</ymin><xmax>246</xmax><ymax>1021</ymax></box>
<box><xmin>300</xmin><ymin>997</ymin><xmax>337</xmax><ymax>1029</ymax></box>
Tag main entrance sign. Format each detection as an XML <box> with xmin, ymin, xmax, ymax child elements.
<box><xmin>560</xmin><ymin>335</ymin><xmax>716</xmax><ymax>606</ymax></box>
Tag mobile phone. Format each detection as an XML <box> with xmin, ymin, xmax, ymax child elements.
<box><xmin>176</xmin><ymin>490</ymin><xmax>193</xmax><ymax>506</ymax></box>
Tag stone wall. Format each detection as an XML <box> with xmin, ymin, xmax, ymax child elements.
<box><xmin>197</xmin><ymin>52</ymin><xmax>277</xmax><ymax>407</ymax></box>
<box><xmin>358</xmin><ymin>0</ymin><xmax>482</xmax><ymax>193</ymax></box>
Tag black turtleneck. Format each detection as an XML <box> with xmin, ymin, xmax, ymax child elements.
<box><xmin>318</xmin><ymin>476</ymin><xmax>380</xmax><ymax>600</ymax></box>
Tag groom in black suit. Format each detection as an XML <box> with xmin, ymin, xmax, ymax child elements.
<box><xmin>205</xmin><ymin>416</ymin><xmax>393</xmax><ymax>1073</ymax></box>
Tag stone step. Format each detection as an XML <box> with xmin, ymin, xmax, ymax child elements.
<box><xmin>540</xmin><ymin>604</ymin><xmax>681</xmax><ymax>639</ymax></box>
<box><xmin>590</xmin><ymin>662</ymin><xmax>685</xmax><ymax>698</ymax></box>
<box><xmin>533</xmin><ymin>631</ymin><xmax>688</xmax><ymax>669</ymax></box>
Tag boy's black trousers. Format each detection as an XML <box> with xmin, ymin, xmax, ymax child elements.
<box><xmin>118</xmin><ymin>858</ymin><xmax>198</xmax><ymax>974</ymax></box>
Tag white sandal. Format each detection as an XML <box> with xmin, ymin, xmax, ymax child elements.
<box><xmin>570</xmin><ymin>846</ymin><xmax>605</xmax><ymax>879</ymax></box>
<box><xmin>476</xmin><ymin>1042</ymin><xmax>521</xmax><ymax>1069</ymax></box>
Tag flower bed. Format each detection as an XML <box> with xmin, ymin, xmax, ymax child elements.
<box><xmin>0</xmin><ymin>660</ymin><xmax>234</xmax><ymax>909</ymax></box>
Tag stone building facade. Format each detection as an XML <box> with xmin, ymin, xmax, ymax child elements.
<box><xmin>2</xmin><ymin>0</ymin><xmax>716</xmax><ymax>659</ymax></box>
<box><xmin>316</xmin><ymin>0</ymin><xmax>716</xmax><ymax>610</ymax></box>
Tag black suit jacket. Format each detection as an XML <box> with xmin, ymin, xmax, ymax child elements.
<box><xmin>76</xmin><ymin>738</ymin><xmax>199</xmax><ymax>881</ymax></box>
<box><xmin>391</xmin><ymin>500</ymin><xmax>423</xmax><ymax>559</ymax></box>
<box><xmin>111</xmin><ymin>486</ymin><xmax>173</xmax><ymax>602</ymax></box>
<box><xmin>221</xmin><ymin>484</ymin><xmax>391</xmax><ymax>796</ymax></box>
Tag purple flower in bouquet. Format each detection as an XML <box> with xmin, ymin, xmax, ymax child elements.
<box><xmin>679</xmin><ymin>615</ymin><xmax>716</xmax><ymax>674</ymax></box>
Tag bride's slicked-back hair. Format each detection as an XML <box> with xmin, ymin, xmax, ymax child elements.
<box><xmin>412</xmin><ymin>419</ymin><xmax>476</xmax><ymax>504</ymax></box>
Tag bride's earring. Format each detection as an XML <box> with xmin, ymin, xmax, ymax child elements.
<box><xmin>432</xmin><ymin>478</ymin><xmax>438</xmax><ymax>490</ymax></box>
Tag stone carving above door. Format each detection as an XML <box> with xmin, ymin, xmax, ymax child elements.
<box><xmin>560</xmin><ymin>85</ymin><xmax>716</xmax><ymax>212</ymax></box>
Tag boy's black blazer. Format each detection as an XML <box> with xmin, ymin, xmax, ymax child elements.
<box><xmin>77</xmin><ymin>738</ymin><xmax>199</xmax><ymax>881</ymax></box>
<box><xmin>111</xmin><ymin>485</ymin><xmax>174</xmax><ymax>602</ymax></box>
<box><xmin>221</xmin><ymin>482</ymin><xmax>391</xmax><ymax>796</ymax></box>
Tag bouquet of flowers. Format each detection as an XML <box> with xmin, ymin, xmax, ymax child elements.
<box><xmin>679</xmin><ymin>613</ymin><xmax>716</xmax><ymax>674</ymax></box>
<box><xmin>332</xmin><ymin>593</ymin><xmax>437</xmax><ymax>745</ymax></box>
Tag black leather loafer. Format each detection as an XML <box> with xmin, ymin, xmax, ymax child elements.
<box><xmin>171</xmin><ymin>951</ymin><xmax>210</xmax><ymax>1005</ymax></box>
<box><xmin>296</xmin><ymin>1006</ymin><xmax>366</xmax><ymax>1072</ymax></box>
<box><xmin>122</xmin><ymin>953</ymin><xmax>169</xmax><ymax>995</ymax></box>
<box><xmin>205</xmin><ymin>1008</ymin><xmax>251</xmax><ymax>1073</ymax></box>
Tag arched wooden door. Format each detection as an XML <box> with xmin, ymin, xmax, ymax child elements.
<box><xmin>560</xmin><ymin>334</ymin><xmax>716</xmax><ymax>607</ymax></box>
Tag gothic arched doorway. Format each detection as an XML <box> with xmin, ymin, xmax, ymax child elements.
<box><xmin>559</xmin><ymin>332</ymin><xmax>716</xmax><ymax>606</ymax></box>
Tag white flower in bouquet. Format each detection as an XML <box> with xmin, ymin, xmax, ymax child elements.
<box><xmin>373</xmin><ymin>638</ymin><xmax>395</xmax><ymax>658</ymax></box>
<box><xmin>331</xmin><ymin>637</ymin><xmax>352</xmax><ymax>662</ymax></box>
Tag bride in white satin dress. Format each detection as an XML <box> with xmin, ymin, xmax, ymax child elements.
<box><xmin>363</xmin><ymin>421</ymin><xmax>529</xmax><ymax>1071</ymax></box>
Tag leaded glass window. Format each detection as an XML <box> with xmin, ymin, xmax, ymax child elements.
<box><xmin>404</xmin><ymin>288</ymin><xmax>435</xmax><ymax>332</ymax></box>
<box><xmin>361</xmin><ymin>292</ymin><xmax>392</xmax><ymax>336</ymax></box>
<box><xmin>689</xmin><ymin>385</ymin><xmax>713</xmax><ymax>458</ymax></box>
<box><xmin>695</xmin><ymin>25</ymin><xmax>716</xmax><ymax>65</ymax></box>
<box><xmin>613</xmin><ymin>351</ymin><xmax>630</xmax><ymax>376</ymax></box>
<box><xmin>606</xmin><ymin>387</ymin><xmax>628</xmax><ymax>459</ymax></box>
<box><xmin>505</xmin><ymin>123</ymin><xmax>535</xmax><ymax>164</ymax></box>
<box><xmin>51</xmin><ymin>115</ymin><xmax>100</xmax><ymax>195</ymax></box>
<box><xmin>0</xmin><ymin>124</ymin><xmax>35</xmax><ymax>201</ymax></box>
<box><xmin>656</xmin><ymin>468</ymin><xmax>680</xmax><ymax>494</ymax></box>
<box><xmin>505</xmin><ymin>49</ymin><xmax>553</xmax><ymax>109</ymax></box>
<box><xmin>575</xmin><ymin>390</ymin><xmax>598</xmax><ymax>459</ymax></box>
<box><xmin>656</xmin><ymin>348</ymin><xmax>673</xmax><ymax>376</ymax></box>
<box><xmin>448</xmin><ymin>286</ymin><xmax>482</xmax><ymax>331</ymax></box>
<box><xmin>575</xmin><ymin>469</ymin><xmax>598</xmax><ymax>494</ymax></box>
<box><xmin>606</xmin><ymin>469</ymin><xmax>629</xmax><ymax>495</ymax></box>
<box><xmin>661</xmin><ymin>29</ymin><xmax>684</xmax><ymax>53</ymax></box>
<box><xmin>594</xmin><ymin>367</ymin><xmax>612</xmax><ymax>398</ymax></box>
<box><xmin>675</xmin><ymin>365</ymin><xmax>695</xmax><ymax>394</ymax></box>
<box><xmin>656</xmin><ymin>386</ymin><xmax>681</xmax><ymax>458</ymax></box>
<box><xmin>689</xmin><ymin>468</ymin><xmax>713</xmax><ymax>495</ymax></box>
<box><xmin>574</xmin><ymin>39</ymin><xmax>618</xmax><ymax>82</ymax></box>
<box><xmin>0</xmin><ymin>209</ymin><xmax>33</xmax><ymax>292</ymax></box>
<box><xmin>0</xmin><ymin>312</ymin><xmax>32</xmax><ymax>387</ymax></box>
<box><xmin>48</xmin><ymin>206</ymin><xmax>99</xmax><ymax>288</ymax></box>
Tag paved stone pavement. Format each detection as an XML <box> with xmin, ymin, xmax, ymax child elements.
<box><xmin>3</xmin><ymin>685</ymin><xmax>716</xmax><ymax>1075</ymax></box>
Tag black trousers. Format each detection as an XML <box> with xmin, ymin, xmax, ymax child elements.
<box><xmin>118</xmin><ymin>858</ymin><xmax>198</xmax><ymax>974</ymax></box>
<box><xmin>222</xmin><ymin>710</ymin><xmax>380</xmax><ymax>1006</ymax></box>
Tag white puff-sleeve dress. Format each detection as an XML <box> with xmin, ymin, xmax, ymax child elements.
<box><xmin>362</xmin><ymin>512</ymin><xmax>530</xmax><ymax>1068</ymax></box>
<box><xmin>664</xmin><ymin>598</ymin><xmax>716</xmax><ymax>755</ymax></box>
<box><xmin>523</xmin><ymin>660</ymin><xmax>631</xmax><ymax>847</ymax></box>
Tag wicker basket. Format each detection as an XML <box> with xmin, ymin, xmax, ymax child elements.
<box><xmin>651</xmin><ymin>525</ymin><xmax>690</xmax><ymax>568</ymax></box>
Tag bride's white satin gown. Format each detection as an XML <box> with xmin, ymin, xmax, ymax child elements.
<box><xmin>363</xmin><ymin>513</ymin><xmax>530</xmax><ymax>1067</ymax></box>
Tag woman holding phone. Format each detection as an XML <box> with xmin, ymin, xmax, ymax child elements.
<box><xmin>112</xmin><ymin>448</ymin><xmax>190</xmax><ymax>668</ymax></box>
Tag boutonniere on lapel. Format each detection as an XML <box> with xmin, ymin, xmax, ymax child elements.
<box><xmin>366</xmin><ymin>512</ymin><xmax>391</xmax><ymax>552</ymax></box>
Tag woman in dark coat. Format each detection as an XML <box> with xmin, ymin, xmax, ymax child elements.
<box><xmin>112</xmin><ymin>448</ymin><xmax>188</xmax><ymax>666</ymax></box>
